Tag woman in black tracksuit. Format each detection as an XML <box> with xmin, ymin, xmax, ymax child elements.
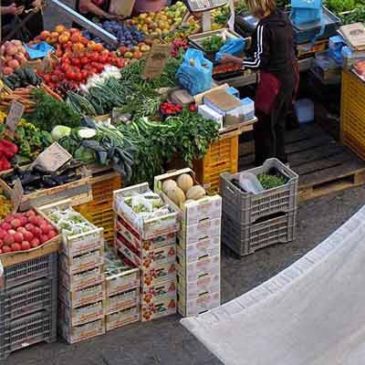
<box><xmin>221</xmin><ymin>0</ymin><xmax>299</xmax><ymax>165</ymax></box>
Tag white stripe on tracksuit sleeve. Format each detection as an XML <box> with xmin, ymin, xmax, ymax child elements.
<box><xmin>243</xmin><ymin>25</ymin><xmax>264</xmax><ymax>68</ymax></box>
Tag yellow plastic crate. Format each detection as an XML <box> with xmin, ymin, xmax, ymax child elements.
<box><xmin>193</xmin><ymin>134</ymin><xmax>239</xmax><ymax>192</ymax></box>
<box><xmin>341</xmin><ymin>71</ymin><xmax>365</xmax><ymax>160</ymax></box>
<box><xmin>75</xmin><ymin>170</ymin><xmax>122</xmax><ymax>243</ymax></box>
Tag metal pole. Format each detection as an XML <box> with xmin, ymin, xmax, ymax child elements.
<box><xmin>49</xmin><ymin>0</ymin><xmax>118</xmax><ymax>47</ymax></box>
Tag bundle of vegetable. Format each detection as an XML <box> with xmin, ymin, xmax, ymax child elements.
<box><xmin>3</xmin><ymin>160</ymin><xmax>84</xmax><ymax>194</ymax></box>
<box><xmin>57</xmin><ymin>120</ymin><xmax>136</xmax><ymax>182</ymax></box>
<box><xmin>0</xmin><ymin>188</ymin><xmax>12</xmax><ymax>220</ymax></box>
<box><xmin>27</xmin><ymin>89</ymin><xmax>81</xmax><ymax>132</ymax></box>
<box><xmin>118</xmin><ymin>109</ymin><xmax>219</xmax><ymax>184</ymax></box>
<box><xmin>0</xmin><ymin>84</ymin><xmax>62</xmax><ymax>113</ymax></box>
<box><xmin>45</xmin><ymin>207</ymin><xmax>95</xmax><ymax>236</ymax></box>
<box><xmin>340</xmin><ymin>5</ymin><xmax>365</xmax><ymax>24</ymax></box>
<box><xmin>3</xmin><ymin>68</ymin><xmax>42</xmax><ymax>90</ymax></box>
<box><xmin>0</xmin><ymin>210</ymin><xmax>58</xmax><ymax>253</ymax></box>
<box><xmin>0</xmin><ymin>120</ymin><xmax>52</xmax><ymax>164</ymax></box>
<box><xmin>0</xmin><ymin>40</ymin><xmax>28</xmax><ymax>76</ymax></box>
<box><xmin>84</xmin><ymin>21</ymin><xmax>146</xmax><ymax>51</ymax></box>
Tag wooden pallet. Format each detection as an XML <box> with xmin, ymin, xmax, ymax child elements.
<box><xmin>239</xmin><ymin>124</ymin><xmax>365</xmax><ymax>202</ymax></box>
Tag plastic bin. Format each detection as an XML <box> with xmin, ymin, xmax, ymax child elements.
<box><xmin>1</xmin><ymin>252</ymin><xmax>58</xmax><ymax>290</ymax></box>
<box><xmin>0</xmin><ymin>309</ymin><xmax>56</xmax><ymax>360</ymax></box>
<box><xmin>295</xmin><ymin>99</ymin><xmax>314</xmax><ymax>124</ymax></box>
<box><xmin>0</xmin><ymin>277</ymin><xmax>57</xmax><ymax>322</ymax></box>
<box><xmin>222</xmin><ymin>211</ymin><xmax>296</xmax><ymax>256</ymax></box>
<box><xmin>220</xmin><ymin>158</ymin><xmax>298</xmax><ymax>225</ymax></box>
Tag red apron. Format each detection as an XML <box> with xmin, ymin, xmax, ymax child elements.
<box><xmin>255</xmin><ymin>71</ymin><xmax>281</xmax><ymax>115</ymax></box>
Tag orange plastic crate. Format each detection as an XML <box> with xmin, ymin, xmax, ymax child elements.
<box><xmin>193</xmin><ymin>134</ymin><xmax>239</xmax><ymax>192</ymax></box>
<box><xmin>341</xmin><ymin>71</ymin><xmax>365</xmax><ymax>160</ymax></box>
<box><xmin>75</xmin><ymin>170</ymin><xmax>122</xmax><ymax>243</ymax></box>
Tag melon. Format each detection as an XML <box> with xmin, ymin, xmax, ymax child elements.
<box><xmin>186</xmin><ymin>185</ymin><xmax>206</xmax><ymax>200</ymax></box>
<box><xmin>162</xmin><ymin>179</ymin><xmax>177</xmax><ymax>194</ymax></box>
<box><xmin>167</xmin><ymin>187</ymin><xmax>186</xmax><ymax>205</ymax></box>
<box><xmin>177</xmin><ymin>173</ymin><xmax>194</xmax><ymax>192</ymax></box>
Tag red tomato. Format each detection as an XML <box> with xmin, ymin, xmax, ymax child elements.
<box><xmin>81</xmin><ymin>70</ymin><xmax>88</xmax><ymax>80</ymax></box>
<box><xmin>95</xmin><ymin>63</ymin><xmax>104</xmax><ymax>72</ymax></box>
<box><xmin>72</xmin><ymin>57</ymin><xmax>81</xmax><ymax>66</ymax></box>
<box><xmin>89</xmin><ymin>52</ymin><xmax>99</xmax><ymax>62</ymax></box>
<box><xmin>66</xmin><ymin>70</ymin><xmax>76</xmax><ymax>80</ymax></box>
<box><xmin>80</xmin><ymin>56</ymin><xmax>89</xmax><ymax>65</ymax></box>
<box><xmin>99</xmin><ymin>54</ymin><xmax>108</xmax><ymax>64</ymax></box>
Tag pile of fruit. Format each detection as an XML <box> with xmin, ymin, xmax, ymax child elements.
<box><xmin>0</xmin><ymin>210</ymin><xmax>58</xmax><ymax>253</ymax></box>
<box><xmin>161</xmin><ymin>173</ymin><xmax>207</xmax><ymax>208</ymax></box>
<box><xmin>0</xmin><ymin>40</ymin><xmax>28</xmax><ymax>76</ymax></box>
<box><xmin>35</xmin><ymin>25</ymin><xmax>125</xmax><ymax>92</ymax></box>
<box><xmin>0</xmin><ymin>189</ymin><xmax>12</xmax><ymax>220</ymax></box>
<box><xmin>129</xmin><ymin>1</ymin><xmax>187</xmax><ymax>38</ymax></box>
<box><xmin>84</xmin><ymin>21</ymin><xmax>146</xmax><ymax>50</ymax></box>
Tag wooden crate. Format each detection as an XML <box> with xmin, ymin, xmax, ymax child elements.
<box><xmin>75</xmin><ymin>168</ymin><xmax>122</xmax><ymax>243</ymax></box>
<box><xmin>0</xmin><ymin>166</ymin><xmax>92</xmax><ymax>211</ymax></box>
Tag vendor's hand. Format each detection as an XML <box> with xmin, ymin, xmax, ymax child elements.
<box><xmin>221</xmin><ymin>54</ymin><xmax>243</xmax><ymax>65</ymax></box>
<box><xmin>105</xmin><ymin>12</ymin><xmax>122</xmax><ymax>20</ymax></box>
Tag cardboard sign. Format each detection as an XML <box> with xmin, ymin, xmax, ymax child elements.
<box><xmin>11</xmin><ymin>178</ymin><xmax>24</xmax><ymax>213</ymax></box>
<box><xmin>109</xmin><ymin>0</ymin><xmax>135</xmax><ymax>17</ymax></box>
<box><xmin>143</xmin><ymin>44</ymin><xmax>171</xmax><ymax>80</ymax></box>
<box><xmin>6</xmin><ymin>100</ymin><xmax>24</xmax><ymax>131</ymax></box>
<box><xmin>33</xmin><ymin>142</ymin><xmax>72</xmax><ymax>172</ymax></box>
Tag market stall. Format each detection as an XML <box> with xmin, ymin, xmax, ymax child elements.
<box><xmin>1</xmin><ymin>0</ymin><xmax>365</xmax><ymax>360</ymax></box>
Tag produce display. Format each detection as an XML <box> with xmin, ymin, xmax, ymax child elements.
<box><xmin>161</xmin><ymin>173</ymin><xmax>207</xmax><ymax>207</ymax></box>
<box><xmin>84</xmin><ymin>21</ymin><xmax>146</xmax><ymax>51</ymax></box>
<box><xmin>130</xmin><ymin>2</ymin><xmax>185</xmax><ymax>36</ymax></box>
<box><xmin>0</xmin><ymin>139</ymin><xmax>18</xmax><ymax>171</ymax></box>
<box><xmin>3</xmin><ymin>68</ymin><xmax>42</xmax><ymax>90</ymax></box>
<box><xmin>45</xmin><ymin>207</ymin><xmax>96</xmax><ymax>236</ymax></box>
<box><xmin>2</xmin><ymin>160</ymin><xmax>84</xmax><ymax>194</ymax></box>
<box><xmin>0</xmin><ymin>40</ymin><xmax>28</xmax><ymax>76</ymax></box>
<box><xmin>0</xmin><ymin>209</ymin><xmax>58</xmax><ymax>253</ymax></box>
<box><xmin>202</xmin><ymin>35</ymin><xmax>225</xmax><ymax>53</ymax></box>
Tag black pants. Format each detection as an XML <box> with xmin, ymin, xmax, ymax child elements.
<box><xmin>254</xmin><ymin>89</ymin><xmax>292</xmax><ymax>166</ymax></box>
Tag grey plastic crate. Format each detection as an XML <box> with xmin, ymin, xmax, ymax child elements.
<box><xmin>2</xmin><ymin>252</ymin><xmax>58</xmax><ymax>290</ymax></box>
<box><xmin>222</xmin><ymin>210</ymin><xmax>296</xmax><ymax>257</ymax></box>
<box><xmin>0</xmin><ymin>277</ymin><xmax>57</xmax><ymax>322</ymax></box>
<box><xmin>0</xmin><ymin>309</ymin><xmax>57</xmax><ymax>360</ymax></box>
<box><xmin>220</xmin><ymin>158</ymin><xmax>298</xmax><ymax>225</ymax></box>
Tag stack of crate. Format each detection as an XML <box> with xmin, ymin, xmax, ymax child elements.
<box><xmin>113</xmin><ymin>183</ymin><xmax>179</xmax><ymax>322</ymax></box>
<box><xmin>220</xmin><ymin>158</ymin><xmax>298</xmax><ymax>257</ymax></box>
<box><xmin>104</xmin><ymin>247</ymin><xmax>140</xmax><ymax>331</ymax></box>
<box><xmin>154</xmin><ymin>168</ymin><xmax>222</xmax><ymax>317</ymax></box>
<box><xmin>40</xmin><ymin>201</ymin><xmax>106</xmax><ymax>344</ymax></box>
<box><xmin>0</xmin><ymin>225</ymin><xmax>60</xmax><ymax>360</ymax></box>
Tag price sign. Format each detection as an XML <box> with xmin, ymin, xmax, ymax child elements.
<box><xmin>11</xmin><ymin>178</ymin><xmax>24</xmax><ymax>213</ymax></box>
<box><xmin>6</xmin><ymin>100</ymin><xmax>24</xmax><ymax>132</ymax></box>
<box><xmin>32</xmin><ymin>142</ymin><xmax>72</xmax><ymax>172</ymax></box>
<box><xmin>143</xmin><ymin>44</ymin><xmax>171</xmax><ymax>80</ymax></box>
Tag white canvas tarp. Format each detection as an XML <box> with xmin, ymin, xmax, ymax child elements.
<box><xmin>181</xmin><ymin>206</ymin><xmax>365</xmax><ymax>365</ymax></box>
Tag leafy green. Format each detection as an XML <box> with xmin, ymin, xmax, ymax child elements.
<box><xmin>202</xmin><ymin>35</ymin><xmax>225</xmax><ymax>52</ymax></box>
<box><xmin>27</xmin><ymin>90</ymin><xmax>81</xmax><ymax>132</ymax></box>
<box><xmin>258</xmin><ymin>173</ymin><xmax>287</xmax><ymax>190</ymax></box>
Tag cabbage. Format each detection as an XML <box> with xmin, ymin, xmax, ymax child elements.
<box><xmin>51</xmin><ymin>125</ymin><xmax>71</xmax><ymax>141</ymax></box>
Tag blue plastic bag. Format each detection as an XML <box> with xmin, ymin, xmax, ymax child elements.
<box><xmin>25</xmin><ymin>42</ymin><xmax>54</xmax><ymax>60</ymax></box>
<box><xmin>176</xmin><ymin>48</ymin><xmax>213</xmax><ymax>96</ymax></box>
<box><xmin>291</xmin><ymin>0</ymin><xmax>322</xmax><ymax>25</ymax></box>
<box><xmin>215</xmin><ymin>38</ymin><xmax>245</xmax><ymax>62</ymax></box>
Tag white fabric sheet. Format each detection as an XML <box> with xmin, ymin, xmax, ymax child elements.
<box><xmin>181</xmin><ymin>206</ymin><xmax>365</xmax><ymax>365</ymax></box>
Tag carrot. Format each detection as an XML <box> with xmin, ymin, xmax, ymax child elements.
<box><xmin>42</xmin><ymin>84</ymin><xmax>62</xmax><ymax>101</ymax></box>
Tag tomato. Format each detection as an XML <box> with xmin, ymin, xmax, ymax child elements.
<box><xmin>43</xmin><ymin>74</ymin><xmax>51</xmax><ymax>83</ymax></box>
<box><xmin>72</xmin><ymin>57</ymin><xmax>81</xmax><ymax>66</ymax></box>
<box><xmin>95</xmin><ymin>63</ymin><xmax>105</xmax><ymax>72</ymax></box>
<box><xmin>89</xmin><ymin>52</ymin><xmax>99</xmax><ymax>62</ymax></box>
<box><xmin>99</xmin><ymin>54</ymin><xmax>108</xmax><ymax>64</ymax></box>
<box><xmin>114</xmin><ymin>58</ymin><xmax>125</xmax><ymax>68</ymax></box>
<box><xmin>89</xmin><ymin>67</ymin><xmax>97</xmax><ymax>75</ymax></box>
<box><xmin>61</xmin><ymin>63</ymin><xmax>70</xmax><ymax>73</ymax></box>
<box><xmin>51</xmin><ymin>74</ymin><xmax>59</xmax><ymax>82</ymax></box>
<box><xmin>66</xmin><ymin>70</ymin><xmax>76</xmax><ymax>80</ymax></box>
<box><xmin>80</xmin><ymin>56</ymin><xmax>89</xmax><ymax>65</ymax></box>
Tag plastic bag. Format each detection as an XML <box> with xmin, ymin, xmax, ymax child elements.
<box><xmin>25</xmin><ymin>42</ymin><xmax>54</xmax><ymax>60</ymax></box>
<box><xmin>290</xmin><ymin>0</ymin><xmax>322</xmax><ymax>25</ymax></box>
<box><xmin>216</xmin><ymin>38</ymin><xmax>245</xmax><ymax>62</ymax></box>
<box><xmin>238</xmin><ymin>172</ymin><xmax>264</xmax><ymax>194</ymax></box>
<box><xmin>176</xmin><ymin>48</ymin><xmax>213</xmax><ymax>96</ymax></box>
